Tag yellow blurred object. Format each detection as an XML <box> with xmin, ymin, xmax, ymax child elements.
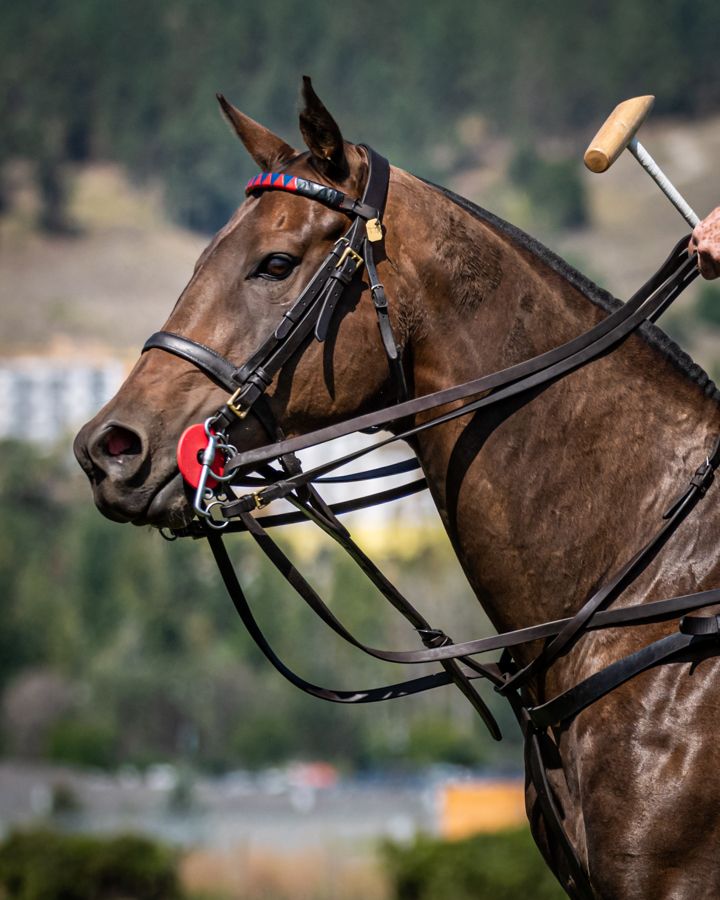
<box><xmin>439</xmin><ymin>780</ymin><xmax>526</xmax><ymax>839</ymax></box>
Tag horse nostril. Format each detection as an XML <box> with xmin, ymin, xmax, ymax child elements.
<box><xmin>104</xmin><ymin>426</ymin><xmax>142</xmax><ymax>458</ymax></box>
<box><xmin>86</xmin><ymin>422</ymin><xmax>147</xmax><ymax>480</ymax></box>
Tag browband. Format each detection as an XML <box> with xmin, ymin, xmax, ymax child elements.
<box><xmin>245</xmin><ymin>171</ymin><xmax>381</xmax><ymax>221</ymax></box>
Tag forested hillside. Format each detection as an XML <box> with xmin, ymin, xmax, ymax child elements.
<box><xmin>3</xmin><ymin>0</ymin><xmax>720</xmax><ymax>232</ymax></box>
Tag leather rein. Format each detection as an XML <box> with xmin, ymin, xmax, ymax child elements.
<box><xmin>142</xmin><ymin>146</ymin><xmax>720</xmax><ymax>897</ymax></box>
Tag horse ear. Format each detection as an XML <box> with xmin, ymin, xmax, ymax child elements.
<box><xmin>216</xmin><ymin>94</ymin><xmax>296</xmax><ymax>170</ymax></box>
<box><xmin>298</xmin><ymin>76</ymin><xmax>349</xmax><ymax>181</ymax></box>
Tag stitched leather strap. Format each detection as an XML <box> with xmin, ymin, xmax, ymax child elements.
<box><xmin>142</xmin><ymin>331</ymin><xmax>240</xmax><ymax>391</ymax></box>
<box><xmin>527</xmin><ymin>726</ymin><xmax>595</xmax><ymax>898</ymax></box>
<box><xmin>529</xmin><ymin>631</ymin><xmax>701</xmax><ymax>729</ymax></box>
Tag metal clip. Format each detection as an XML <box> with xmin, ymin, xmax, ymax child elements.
<box><xmin>193</xmin><ymin>432</ymin><xmax>218</xmax><ymax>518</ymax></box>
<box><xmin>191</xmin><ymin>423</ymin><xmax>230</xmax><ymax>528</ymax></box>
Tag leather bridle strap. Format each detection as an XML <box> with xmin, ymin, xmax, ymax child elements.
<box><xmin>142</xmin><ymin>226</ymin><xmax>366</xmax><ymax>397</ymax></box>
<box><xmin>234</xmin><ymin>506</ymin><xmax>504</xmax><ymax>736</ymax></box>
<box><xmin>202</xmin><ymin>379</ymin><xmax>504</xmax><ymax>734</ymax></box>
<box><xmin>198</xmin><ymin>442</ymin><xmax>720</xmax><ymax>669</ymax></box>
<box><xmin>199</xmin><ymin>450</ymin><xmax>720</xmax><ymax>735</ymax></box>
<box><xmin>206</xmin><ymin>529</ymin><xmax>468</xmax><ymax>703</ymax></box>
<box><xmin>530</xmin><ymin>631</ymin><xmax>705</xmax><ymax>730</ymax></box>
<box><xmin>526</xmin><ymin>727</ymin><xmax>595</xmax><ymax>898</ymax></box>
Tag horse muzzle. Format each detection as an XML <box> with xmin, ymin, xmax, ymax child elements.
<box><xmin>73</xmin><ymin>418</ymin><xmax>191</xmax><ymax>527</ymax></box>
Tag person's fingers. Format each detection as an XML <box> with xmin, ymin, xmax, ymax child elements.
<box><xmin>690</xmin><ymin>220</ymin><xmax>704</xmax><ymax>245</ymax></box>
<box><xmin>697</xmin><ymin>249</ymin><xmax>720</xmax><ymax>280</ymax></box>
<box><xmin>689</xmin><ymin>208</ymin><xmax>720</xmax><ymax>277</ymax></box>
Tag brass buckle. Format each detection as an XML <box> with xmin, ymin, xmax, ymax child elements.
<box><xmin>336</xmin><ymin>245</ymin><xmax>364</xmax><ymax>273</ymax></box>
<box><xmin>252</xmin><ymin>491</ymin><xmax>267</xmax><ymax>510</ymax></box>
<box><xmin>227</xmin><ymin>387</ymin><xmax>249</xmax><ymax>419</ymax></box>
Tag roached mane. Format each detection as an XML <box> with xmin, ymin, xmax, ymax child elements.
<box><xmin>427</xmin><ymin>178</ymin><xmax>720</xmax><ymax>404</ymax></box>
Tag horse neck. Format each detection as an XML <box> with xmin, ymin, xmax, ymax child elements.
<box><xmin>385</xmin><ymin>170</ymin><xmax>720</xmax><ymax>650</ymax></box>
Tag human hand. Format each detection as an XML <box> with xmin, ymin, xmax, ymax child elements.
<box><xmin>689</xmin><ymin>207</ymin><xmax>720</xmax><ymax>279</ymax></box>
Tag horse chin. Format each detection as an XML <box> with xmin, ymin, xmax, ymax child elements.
<box><xmin>138</xmin><ymin>472</ymin><xmax>193</xmax><ymax>529</ymax></box>
<box><xmin>90</xmin><ymin>471</ymin><xmax>192</xmax><ymax>530</ymax></box>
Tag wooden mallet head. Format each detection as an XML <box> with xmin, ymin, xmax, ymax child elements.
<box><xmin>584</xmin><ymin>96</ymin><xmax>655</xmax><ymax>173</ymax></box>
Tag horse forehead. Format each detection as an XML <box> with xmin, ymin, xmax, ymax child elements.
<box><xmin>228</xmin><ymin>187</ymin><xmax>333</xmax><ymax>244</ymax></box>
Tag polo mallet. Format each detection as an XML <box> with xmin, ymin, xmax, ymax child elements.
<box><xmin>584</xmin><ymin>95</ymin><xmax>700</xmax><ymax>228</ymax></box>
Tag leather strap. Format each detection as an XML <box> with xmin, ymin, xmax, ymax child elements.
<box><xmin>216</xmin><ymin>455</ymin><xmax>720</xmax><ymax>670</ymax></box>
<box><xmin>142</xmin><ymin>331</ymin><xmax>240</xmax><ymax>392</ymax></box>
<box><xmin>206</xmin><ymin>529</ymin><xmax>469</xmax><ymax>703</ymax></box>
<box><xmin>221</xmin><ymin>250</ymin><xmax>697</xmax><ymax>515</ymax></box>
<box><xmin>680</xmin><ymin>613</ymin><xmax>720</xmax><ymax>635</ymax></box>
<box><xmin>527</xmin><ymin>726</ymin><xmax>595</xmax><ymax>898</ymax></box>
<box><xmin>529</xmin><ymin>631</ymin><xmax>701</xmax><ymax>729</ymax></box>
<box><xmin>235</xmin><ymin>501</ymin><xmax>503</xmax><ymax>738</ymax></box>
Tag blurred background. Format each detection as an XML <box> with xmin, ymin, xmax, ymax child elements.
<box><xmin>1</xmin><ymin>1</ymin><xmax>720</xmax><ymax>897</ymax></box>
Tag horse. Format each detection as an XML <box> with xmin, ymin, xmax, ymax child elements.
<box><xmin>74</xmin><ymin>78</ymin><xmax>720</xmax><ymax>898</ymax></box>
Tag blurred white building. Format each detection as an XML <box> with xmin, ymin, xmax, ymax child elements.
<box><xmin>0</xmin><ymin>341</ymin><xmax>125</xmax><ymax>445</ymax></box>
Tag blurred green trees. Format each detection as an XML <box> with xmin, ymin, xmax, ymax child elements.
<box><xmin>509</xmin><ymin>144</ymin><xmax>588</xmax><ymax>230</ymax></box>
<box><xmin>695</xmin><ymin>282</ymin><xmax>720</xmax><ymax>328</ymax></box>
<box><xmin>3</xmin><ymin>0</ymin><xmax>720</xmax><ymax>233</ymax></box>
<box><xmin>384</xmin><ymin>828</ymin><xmax>565</xmax><ymax>900</ymax></box>
<box><xmin>0</xmin><ymin>829</ymin><xmax>181</xmax><ymax>900</ymax></box>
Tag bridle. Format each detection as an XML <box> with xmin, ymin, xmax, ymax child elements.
<box><xmin>141</xmin><ymin>145</ymin><xmax>720</xmax><ymax>897</ymax></box>
<box><xmin>144</xmin><ymin>147</ymin><xmax>406</xmax><ymax>422</ymax></box>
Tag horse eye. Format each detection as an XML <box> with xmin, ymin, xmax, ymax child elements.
<box><xmin>255</xmin><ymin>253</ymin><xmax>298</xmax><ymax>281</ymax></box>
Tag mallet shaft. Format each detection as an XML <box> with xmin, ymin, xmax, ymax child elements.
<box><xmin>628</xmin><ymin>137</ymin><xmax>699</xmax><ymax>227</ymax></box>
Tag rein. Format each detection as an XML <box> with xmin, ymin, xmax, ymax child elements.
<box><xmin>142</xmin><ymin>146</ymin><xmax>720</xmax><ymax>898</ymax></box>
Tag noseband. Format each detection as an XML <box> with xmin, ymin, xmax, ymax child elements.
<box><xmin>140</xmin><ymin>144</ymin><xmax>720</xmax><ymax>898</ymax></box>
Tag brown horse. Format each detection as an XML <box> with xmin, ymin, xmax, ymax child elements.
<box><xmin>74</xmin><ymin>80</ymin><xmax>720</xmax><ymax>898</ymax></box>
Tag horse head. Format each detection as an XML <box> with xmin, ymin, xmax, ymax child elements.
<box><xmin>74</xmin><ymin>79</ymin><xmax>404</xmax><ymax>528</ymax></box>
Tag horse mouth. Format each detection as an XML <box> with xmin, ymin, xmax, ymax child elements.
<box><xmin>132</xmin><ymin>471</ymin><xmax>192</xmax><ymax>529</ymax></box>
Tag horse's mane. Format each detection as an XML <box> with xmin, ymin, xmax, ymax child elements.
<box><xmin>425</xmin><ymin>178</ymin><xmax>720</xmax><ymax>403</ymax></box>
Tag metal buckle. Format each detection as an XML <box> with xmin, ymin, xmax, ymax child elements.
<box><xmin>252</xmin><ymin>491</ymin><xmax>268</xmax><ymax>511</ymax></box>
<box><xmin>335</xmin><ymin>245</ymin><xmax>364</xmax><ymax>273</ymax></box>
<box><xmin>227</xmin><ymin>387</ymin><xmax>250</xmax><ymax>419</ymax></box>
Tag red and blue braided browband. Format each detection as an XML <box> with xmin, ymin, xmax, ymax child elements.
<box><xmin>246</xmin><ymin>172</ymin><xmax>345</xmax><ymax>208</ymax></box>
<box><xmin>245</xmin><ymin>172</ymin><xmax>378</xmax><ymax>220</ymax></box>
